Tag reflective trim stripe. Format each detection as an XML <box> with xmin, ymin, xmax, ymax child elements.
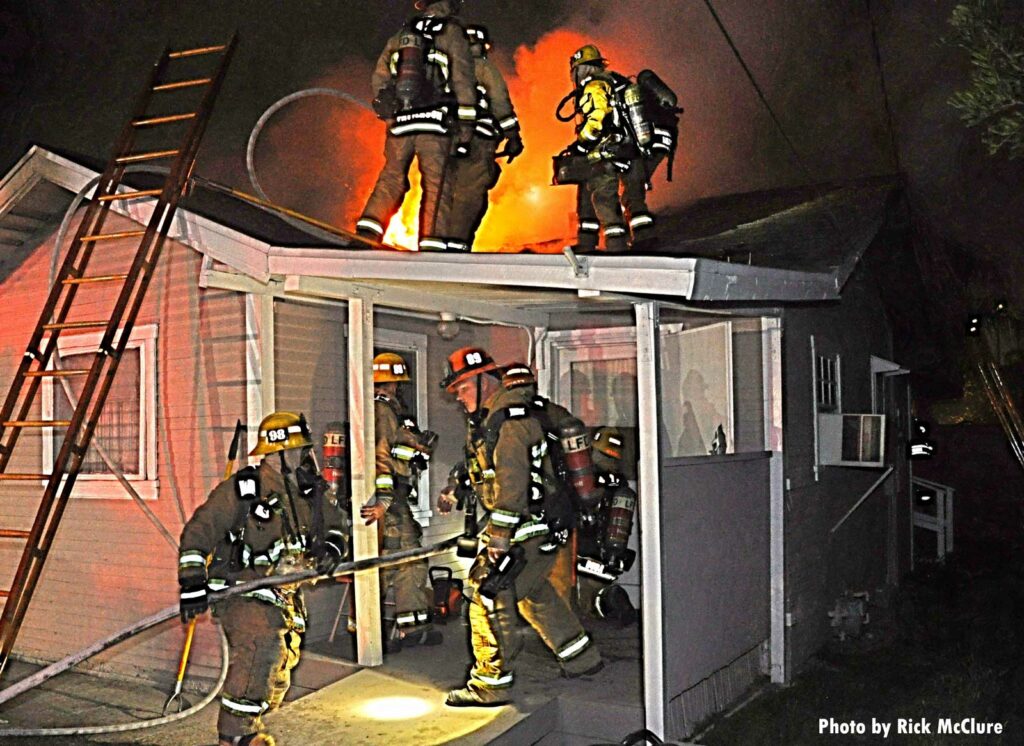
<box><xmin>419</xmin><ymin>238</ymin><xmax>448</xmax><ymax>251</ymax></box>
<box><xmin>481</xmin><ymin>468</ymin><xmax>495</xmax><ymax>480</ymax></box>
<box><xmin>180</xmin><ymin>588</ymin><xmax>206</xmax><ymax>600</ymax></box>
<box><xmin>471</xmin><ymin>671</ymin><xmax>514</xmax><ymax>688</ymax></box>
<box><xmin>391</xmin><ymin>444</ymin><xmax>418</xmax><ymax>461</ymax></box>
<box><xmin>604</xmin><ymin>225</ymin><xmax>627</xmax><ymax>236</ymax></box>
<box><xmin>390</xmin><ymin>122</ymin><xmax>449</xmax><ymax>136</ymax></box>
<box><xmin>490</xmin><ymin>510</ymin><xmax>521</xmax><ymax>527</ymax></box>
<box><xmin>357</xmin><ymin>218</ymin><xmax>384</xmax><ymax>235</ymax></box>
<box><xmin>376</xmin><ymin>474</ymin><xmax>394</xmax><ymax>490</ymax></box>
<box><xmin>581</xmin><ymin>129</ymin><xmax>600</xmax><ymax>142</ymax></box>
<box><xmin>630</xmin><ymin>214</ymin><xmax>654</xmax><ymax>228</ymax></box>
<box><xmin>513</xmin><ymin>521</ymin><xmax>549</xmax><ymax>542</ymax></box>
<box><xmin>178</xmin><ymin>551</ymin><xmax>206</xmax><ymax>569</ymax></box>
<box><xmin>457</xmin><ymin>105</ymin><xmax>477</xmax><ymax>121</ymax></box>
<box><xmin>579</xmin><ymin>221</ymin><xmax>600</xmax><ymax>232</ymax></box>
<box><xmin>654</xmin><ymin>127</ymin><xmax>673</xmax><ymax>136</ymax></box>
<box><xmin>556</xmin><ymin>633</ymin><xmax>591</xmax><ymax>660</ymax></box>
<box><xmin>427</xmin><ymin>50</ymin><xmax>450</xmax><ymax>81</ymax></box>
<box><xmin>221</xmin><ymin>695</ymin><xmax>266</xmax><ymax>716</ymax></box>
<box><xmin>207</xmin><ymin>578</ymin><xmax>229</xmax><ymax>591</ymax></box>
<box><xmin>446</xmin><ymin>240</ymin><xmax>469</xmax><ymax>252</ymax></box>
<box><xmin>499</xmin><ymin>116</ymin><xmax>519</xmax><ymax>131</ymax></box>
<box><xmin>243</xmin><ymin>588</ymin><xmax>280</xmax><ymax>605</ymax></box>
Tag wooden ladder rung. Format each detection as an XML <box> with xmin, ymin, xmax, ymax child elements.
<box><xmin>169</xmin><ymin>44</ymin><xmax>227</xmax><ymax>59</ymax></box>
<box><xmin>0</xmin><ymin>474</ymin><xmax>49</xmax><ymax>481</ymax></box>
<box><xmin>0</xmin><ymin>590</ymin><xmax>9</xmax><ymax>599</ymax></box>
<box><xmin>80</xmin><ymin>230</ymin><xmax>146</xmax><ymax>243</ymax></box>
<box><xmin>23</xmin><ymin>370</ymin><xmax>89</xmax><ymax>378</ymax></box>
<box><xmin>0</xmin><ymin>530</ymin><xmax>31</xmax><ymax>540</ymax></box>
<box><xmin>133</xmin><ymin>112</ymin><xmax>196</xmax><ymax>127</ymax></box>
<box><xmin>3</xmin><ymin>420</ymin><xmax>71</xmax><ymax>428</ymax></box>
<box><xmin>115</xmin><ymin>149</ymin><xmax>180</xmax><ymax>164</ymax></box>
<box><xmin>42</xmin><ymin>320</ymin><xmax>108</xmax><ymax>331</ymax></box>
<box><xmin>97</xmin><ymin>189</ymin><xmax>162</xmax><ymax>203</ymax></box>
<box><xmin>152</xmin><ymin>77</ymin><xmax>211</xmax><ymax>92</ymax></box>
<box><xmin>63</xmin><ymin>274</ymin><xmax>129</xmax><ymax>285</ymax></box>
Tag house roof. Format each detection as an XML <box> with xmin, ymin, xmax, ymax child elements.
<box><xmin>0</xmin><ymin>147</ymin><xmax>898</xmax><ymax>322</ymax></box>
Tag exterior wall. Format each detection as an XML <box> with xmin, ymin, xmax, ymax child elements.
<box><xmin>0</xmin><ymin>211</ymin><xmax>246</xmax><ymax>684</ymax></box>
<box><xmin>782</xmin><ymin>269</ymin><xmax>904</xmax><ymax>674</ymax></box>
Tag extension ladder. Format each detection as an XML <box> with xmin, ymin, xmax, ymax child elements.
<box><xmin>0</xmin><ymin>36</ymin><xmax>236</xmax><ymax>676</ymax></box>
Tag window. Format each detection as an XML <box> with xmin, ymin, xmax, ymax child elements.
<box><xmin>41</xmin><ymin>325</ymin><xmax>158</xmax><ymax>499</ymax></box>
<box><xmin>815</xmin><ymin>354</ymin><xmax>841</xmax><ymax>413</ymax></box>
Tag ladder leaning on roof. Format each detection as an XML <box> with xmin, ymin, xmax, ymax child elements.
<box><xmin>0</xmin><ymin>36</ymin><xmax>236</xmax><ymax>677</ymax></box>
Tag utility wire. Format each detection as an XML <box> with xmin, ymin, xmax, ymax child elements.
<box><xmin>865</xmin><ymin>0</ymin><xmax>903</xmax><ymax>175</ymax></box>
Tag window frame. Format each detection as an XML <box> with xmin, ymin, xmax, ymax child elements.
<box><xmin>40</xmin><ymin>324</ymin><xmax>159</xmax><ymax>499</ymax></box>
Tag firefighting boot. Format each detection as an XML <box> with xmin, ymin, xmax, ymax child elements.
<box><xmin>219</xmin><ymin>733</ymin><xmax>276</xmax><ymax>746</ymax></box>
<box><xmin>603</xmin><ymin>226</ymin><xmax>630</xmax><ymax>253</ymax></box>
<box><xmin>445</xmin><ymin>686</ymin><xmax>511</xmax><ymax>707</ymax></box>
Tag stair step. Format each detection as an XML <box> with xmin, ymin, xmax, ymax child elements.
<box><xmin>2</xmin><ymin>420</ymin><xmax>71</xmax><ymax>428</ymax></box>
<box><xmin>152</xmin><ymin>77</ymin><xmax>211</xmax><ymax>92</ymax></box>
<box><xmin>23</xmin><ymin>370</ymin><xmax>89</xmax><ymax>378</ymax></box>
<box><xmin>42</xmin><ymin>320</ymin><xmax>108</xmax><ymax>331</ymax></box>
<box><xmin>132</xmin><ymin>112</ymin><xmax>196</xmax><ymax>127</ymax></box>
<box><xmin>0</xmin><ymin>474</ymin><xmax>49</xmax><ymax>481</ymax></box>
<box><xmin>97</xmin><ymin>189</ymin><xmax>162</xmax><ymax>203</ymax></box>
<box><xmin>169</xmin><ymin>44</ymin><xmax>227</xmax><ymax>59</ymax></box>
<box><xmin>0</xmin><ymin>530</ymin><xmax>31</xmax><ymax>540</ymax></box>
<box><xmin>80</xmin><ymin>230</ymin><xmax>146</xmax><ymax>243</ymax></box>
<box><xmin>63</xmin><ymin>274</ymin><xmax>128</xmax><ymax>285</ymax></box>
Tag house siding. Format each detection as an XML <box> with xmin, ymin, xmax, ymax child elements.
<box><xmin>782</xmin><ymin>269</ymin><xmax>901</xmax><ymax>674</ymax></box>
<box><xmin>0</xmin><ymin>211</ymin><xmax>246</xmax><ymax>684</ymax></box>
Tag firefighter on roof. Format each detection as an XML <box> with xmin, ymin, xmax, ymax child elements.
<box><xmin>178</xmin><ymin>412</ymin><xmax>347</xmax><ymax>746</ymax></box>
<box><xmin>436</xmin><ymin>23</ymin><xmax>523</xmax><ymax>251</ymax></box>
<box><xmin>359</xmin><ymin>352</ymin><xmax>442</xmax><ymax>649</ymax></box>
<box><xmin>438</xmin><ymin>347</ymin><xmax>603</xmax><ymax>707</ymax></box>
<box><xmin>355</xmin><ymin>0</ymin><xmax>477</xmax><ymax>252</ymax></box>
<box><xmin>564</xmin><ymin>44</ymin><xmax>655</xmax><ymax>253</ymax></box>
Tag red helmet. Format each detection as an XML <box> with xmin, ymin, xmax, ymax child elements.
<box><xmin>441</xmin><ymin>347</ymin><xmax>499</xmax><ymax>392</ymax></box>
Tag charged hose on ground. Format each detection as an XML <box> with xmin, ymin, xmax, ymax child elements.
<box><xmin>0</xmin><ymin>537</ymin><xmax>458</xmax><ymax>736</ymax></box>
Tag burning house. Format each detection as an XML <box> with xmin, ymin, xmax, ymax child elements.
<box><xmin>0</xmin><ymin>141</ymin><xmax>916</xmax><ymax>742</ymax></box>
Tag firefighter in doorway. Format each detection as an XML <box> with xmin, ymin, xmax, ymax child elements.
<box><xmin>576</xmin><ymin>426</ymin><xmax>639</xmax><ymax>626</ymax></box>
<box><xmin>566</xmin><ymin>44</ymin><xmax>650</xmax><ymax>253</ymax></box>
<box><xmin>355</xmin><ymin>0</ymin><xmax>477</xmax><ymax>251</ymax></box>
<box><xmin>360</xmin><ymin>352</ymin><xmax>442</xmax><ymax>649</ymax></box>
<box><xmin>439</xmin><ymin>347</ymin><xmax>603</xmax><ymax>707</ymax></box>
<box><xmin>436</xmin><ymin>23</ymin><xmax>523</xmax><ymax>251</ymax></box>
<box><xmin>178</xmin><ymin>412</ymin><xmax>348</xmax><ymax>746</ymax></box>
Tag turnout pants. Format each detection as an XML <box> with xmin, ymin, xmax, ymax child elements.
<box><xmin>465</xmin><ymin>537</ymin><xmax>601</xmax><ymax>695</ymax></box>
<box><xmin>438</xmin><ymin>138</ymin><xmax>500</xmax><ymax>250</ymax></box>
<box><xmin>358</xmin><ymin>132</ymin><xmax>452</xmax><ymax>251</ymax></box>
<box><xmin>576</xmin><ymin>166</ymin><xmax>628</xmax><ymax>252</ymax></box>
<box><xmin>217</xmin><ymin>597</ymin><xmax>302</xmax><ymax>740</ymax></box>
<box><xmin>381</xmin><ymin>498</ymin><xmax>433</xmax><ymax>633</ymax></box>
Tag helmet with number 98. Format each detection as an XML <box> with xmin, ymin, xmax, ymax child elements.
<box><xmin>250</xmin><ymin>411</ymin><xmax>314</xmax><ymax>456</ymax></box>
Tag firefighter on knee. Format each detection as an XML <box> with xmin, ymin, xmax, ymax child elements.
<box><xmin>355</xmin><ymin>0</ymin><xmax>477</xmax><ymax>251</ymax></box>
<box><xmin>178</xmin><ymin>412</ymin><xmax>348</xmax><ymax>746</ymax></box>
<box><xmin>439</xmin><ymin>347</ymin><xmax>603</xmax><ymax>707</ymax></box>
<box><xmin>436</xmin><ymin>23</ymin><xmax>523</xmax><ymax>251</ymax></box>
<box><xmin>360</xmin><ymin>352</ymin><xmax>442</xmax><ymax>649</ymax></box>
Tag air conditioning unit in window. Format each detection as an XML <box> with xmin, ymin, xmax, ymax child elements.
<box><xmin>818</xmin><ymin>413</ymin><xmax>886</xmax><ymax>468</ymax></box>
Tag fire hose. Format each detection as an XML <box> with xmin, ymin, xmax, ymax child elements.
<box><xmin>0</xmin><ymin>536</ymin><xmax>458</xmax><ymax>737</ymax></box>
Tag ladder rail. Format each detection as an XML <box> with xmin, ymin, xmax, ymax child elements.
<box><xmin>0</xmin><ymin>37</ymin><xmax>236</xmax><ymax>674</ymax></box>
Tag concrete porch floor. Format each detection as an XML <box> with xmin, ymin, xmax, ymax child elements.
<box><xmin>0</xmin><ymin>614</ymin><xmax>645</xmax><ymax>745</ymax></box>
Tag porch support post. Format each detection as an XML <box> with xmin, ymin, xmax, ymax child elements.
<box><xmin>762</xmin><ymin>316</ymin><xmax>787</xmax><ymax>684</ymax></box>
<box><xmin>245</xmin><ymin>294</ymin><xmax>275</xmax><ymax>454</ymax></box>
<box><xmin>635</xmin><ymin>301</ymin><xmax>664</xmax><ymax>738</ymax></box>
<box><xmin>348</xmin><ymin>296</ymin><xmax>382</xmax><ymax>665</ymax></box>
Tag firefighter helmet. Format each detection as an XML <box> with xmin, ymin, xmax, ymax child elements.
<box><xmin>415</xmin><ymin>0</ymin><xmax>463</xmax><ymax>11</ymax></box>
<box><xmin>570</xmin><ymin>44</ymin><xmax>607</xmax><ymax>71</ymax></box>
<box><xmin>441</xmin><ymin>346</ymin><xmax>499</xmax><ymax>391</ymax></box>
<box><xmin>501</xmin><ymin>361</ymin><xmax>536</xmax><ymax>390</ymax></box>
<box><xmin>465</xmin><ymin>24</ymin><xmax>490</xmax><ymax>49</ymax></box>
<box><xmin>373</xmin><ymin>352</ymin><xmax>411</xmax><ymax>383</ymax></box>
<box><xmin>591</xmin><ymin>426</ymin><xmax>624</xmax><ymax>460</ymax></box>
<box><xmin>250</xmin><ymin>411</ymin><xmax>314</xmax><ymax>456</ymax></box>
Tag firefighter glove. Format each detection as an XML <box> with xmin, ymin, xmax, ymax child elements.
<box><xmin>504</xmin><ymin>131</ymin><xmax>524</xmax><ymax>163</ymax></box>
<box><xmin>437</xmin><ymin>487</ymin><xmax>459</xmax><ymax>514</ymax></box>
<box><xmin>372</xmin><ymin>85</ymin><xmax>398</xmax><ymax>120</ymax></box>
<box><xmin>361</xmin><ymin>497</ymin><xmax>389</xmax><ymax>525</ymax></box>
<box><xmin>179</xmin><ymin>580</ymin><xmax>208</xmax><ymax>623</ymax></box>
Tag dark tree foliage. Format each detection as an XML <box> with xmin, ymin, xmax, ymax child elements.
<box><xmin>947</xmin><ymin>0</ymin><xmax>1024</xmax><ymax>158</ymax></box>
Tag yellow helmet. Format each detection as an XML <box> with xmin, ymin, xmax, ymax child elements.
<box><xmin>373</xmin><ymin>352</ymin><xmax>411</xmax><ymax>383</ymax></box>
<box><xmin>250</xmin><ymin>411</ymin><xmax>314</xmax><ymax>456</ymax></box>
<box><xmin>570</xmin><ymin>44</ymin><xmax>607</xmax><ymax>71</ymax></box>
